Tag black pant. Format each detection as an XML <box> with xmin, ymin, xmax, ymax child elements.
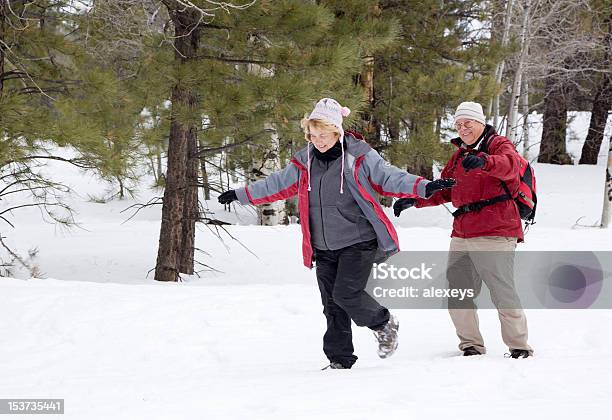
<box><xmin>314</xmin><ymin>239</ymin><xmax>390</xmax><ymax>367</ymax></box>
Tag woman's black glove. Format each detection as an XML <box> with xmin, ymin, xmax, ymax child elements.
<box><xmin>218</xmin><ymin>190</ymin><xmax>238</xmax><ymax>204</ymax></box>
<box><xmin>462</xmin><ymin>154</ymin><xmax>486</xmax><ymax>171</ymax></box>
<box><xmin>425</xmin><ymin>178</ymin><xmax>456</xmax><ymax>198</ymax></box>
<box><xmin>393</xmin><ymin>198</ymin><xmax>417</xmax><ymax>217</ymax></box>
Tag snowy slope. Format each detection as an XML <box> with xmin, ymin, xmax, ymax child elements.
<box><xmin>0</xmin><ymin>113</ymin><xmax>611</xmax><ymax>419</ymax></box>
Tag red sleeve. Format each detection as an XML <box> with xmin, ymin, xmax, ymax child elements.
<box><xmin>481</xmin><ymin>137</ymin><xmax>520</xmax><ymax>181</ymax></box>
<box><xmin>415</xmin><ymin>153</ymin><xmax>456</xmax><ymax>208</ymax></box>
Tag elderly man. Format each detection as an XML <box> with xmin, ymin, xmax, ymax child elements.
<box><xmin>394</xmin><ymin>101</ymin><xmax>533</xmax><ymax>359</ymax></box>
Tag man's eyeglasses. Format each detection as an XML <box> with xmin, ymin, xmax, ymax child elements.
<box><xmin>454</xmin><ymin>120</ymin><xmax>477</xmax><ymax>131</ymax></box>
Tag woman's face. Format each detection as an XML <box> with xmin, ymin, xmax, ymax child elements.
<box><xmin>309</xmin><ymin>127</ymin><xmax>339</xmax><ymax>152</ymax></box>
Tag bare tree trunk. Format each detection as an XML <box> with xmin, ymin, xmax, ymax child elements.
<box><xmin>521</xmin><ymin>79</ymin><xmax>530</xmax><ymax>158</ymax></box>
<box><xmin>491</xmin><ymin>0</ymin><xmax>514</xmax><ymax>130</ymax></box>
<box><xmin>154</xmin><ymin>6</ymin><xmax>200</xmax><ymax>281</ymax></box>
<box><xmin>538</xmin><ymin>76</ymin><xmax>572</xmax><ymax>164</ymax></box>
<box><xmin>579</xmin><ymin>14</ymin><xmax>612</xmax><ymax>165</ymax></box>
<box><xmin>580</xmin><ymin>82</ymin><xmax>612</xmax><ymax>165</ymax></box>
<box><xmin>506</xmin><ymin>0</ymin><xmax>530</xmax><ymax>143</ymax></box>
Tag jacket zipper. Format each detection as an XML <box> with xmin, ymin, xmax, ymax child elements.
<box><xmin>319</xmin><ymin>160</ymin><xmax>329</xmax><ymax>249</ymax></box>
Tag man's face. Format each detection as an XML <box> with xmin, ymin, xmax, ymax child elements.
<box><xmin>455</xmin><ymin>118</ymin><xmax>485</xmax><ymax>145</ymax></box>
<box><xmin>309</xmin><ymin>127</ymin><xmax>339</xmax><ymax>152</ymax></box>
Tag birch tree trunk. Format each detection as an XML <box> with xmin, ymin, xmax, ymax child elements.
<box><xmin>490</xmin><ymin>0</ymin><xmax>514</xmax><ymax>129</ymax></box>
<box><xmin>506</xmin><ymin>0</ymin><xmax>530</xmax><ymax>143</ymax></box>
<box><xmin>253</xmin><ymin>124</ymin><xmax>284</xmax><ymax>226</ymax></box>
<box><xmin>521</xmin><ymin>79</ymin><xmax>530</xmax><ymax>158</ymax></box>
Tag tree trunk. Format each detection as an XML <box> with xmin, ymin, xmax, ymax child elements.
<box><xmin>154</xmin><ymin>6</ymin><xmax>200</xmax><ymax>281</ymax></box>
<box><xmin>0</xmin><ymin>0</ymin><xmax>5</xmax><ymax>98</ymax></box>
<box><xmin>257</xmin><ymin>123</ymin><xmax>284</xmax><ymax>226</ymax></box>
<box><xmin>579</xmin><ymin>15</ymin><xmax>612</xmax><ymax>165</ymax></box>
<box><xmin>538</xmin><ymin>76</ymin><xmax>571</xmax><ymax>164</ymax></box>
<box><xmin>178</xmin><ymin>129</ymin><xmax>198</xmax><ymax>274</ymax></box>
<box><xmin>506</xmin><ymin>0</ymin><xmax>529</xmax><ymax>144</ymax></box>
<box><xmin>156</xmin><ymin>149</ymin><xmax>164</xmax><ymax>186</ymax></box>
<box><xmin>521</xmin><ymin>79</ymin><xmax>530</xmax><ymax>158</ymax></box>
<box><xmin>579</xmin><ymin>77</ymin><xmax>612</xmax><ymax>165</ymax></box>
<box><xmin>200</xmin><ymin>156</ymin><xmax>210</xmax><ymax>200</ymax></box>
<box><xmin>491</xmin><ymin>0</ymin><xmax>514</xmax><ymax>130</ymax></box>
<box><xmin>602</xmin><ymin>137</ymin><xmax>611</xmax><ymax>228</ymax></box>
<box><xmin>360</xmin><ymin>55</ymin><xmax>380</xmax><ymax>148</ymax></box>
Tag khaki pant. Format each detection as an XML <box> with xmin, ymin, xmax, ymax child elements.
<box><xmin>447</xmin><ymin>236</ymin><xmax>533</xmax><ymax>355</ymax></box>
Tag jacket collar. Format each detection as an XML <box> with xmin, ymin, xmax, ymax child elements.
<box><xmin>293</xmin><ymin>132</ymin><xmax>371</xmax><ymax>167</ymax></box>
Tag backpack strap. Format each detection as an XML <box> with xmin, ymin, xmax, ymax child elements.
<box><xmin>452</xmin><ymin>194</ymin><xmax>512</xmax><ymax>218</ymax></box>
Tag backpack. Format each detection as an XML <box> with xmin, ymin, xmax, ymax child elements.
<box><xmin>480</xmin><ymin>135</ymin><xmax>537</xmax><ymax>225</ymax></box>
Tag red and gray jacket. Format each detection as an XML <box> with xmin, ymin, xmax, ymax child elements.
<box><xmin>235</xmin><ymin>133</ymin><xmax>431</xmax><ymax>268</ymax></box>
<box><xmin>416</xmin><ymin>126</ymin><xmax>524</xmax><ymax>241</ymax></box>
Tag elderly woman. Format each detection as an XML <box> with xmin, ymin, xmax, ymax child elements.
<box><xmin>219</xmin><ymin>98</ymin><xmax>455</xmax><ymax>369</ymax></box>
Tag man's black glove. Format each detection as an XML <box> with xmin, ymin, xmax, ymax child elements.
<box><xmin>218</xmin><ymin>190</ymin><xmax>238</xmax><ymax>205</ymax></box>
<box><xmin>425</xmin><ymin>178</ymin><xmax>456</xmax><ymax>198</ymax></box>
<box><xmin>462</xmin><ymin>154</ymin><xmax>486</xmax><ymax>171</ymax></box>
<box><xmin>393</xmin><ymin>198</ymin><xmax>417</xmax><ymax>217</ymax></box>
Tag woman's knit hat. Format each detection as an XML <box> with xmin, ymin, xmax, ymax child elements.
<box><xmin>305</xmin><ymin>98</ymin><xmax>351</xmax><ymax>193</ymax></box>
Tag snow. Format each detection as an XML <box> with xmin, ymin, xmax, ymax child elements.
<box><xmin>0</xmin><ymin>112</ymin><xmax>611</xmax><ymax>419</ymax></box>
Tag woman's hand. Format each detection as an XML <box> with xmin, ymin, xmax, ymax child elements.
<box><xmin>218</xmin><ymin>190</ymin><xmax>238</xmax><ymax>204</ymax></box>
<box><xmin>393</xmin><ymin>198</ymin><xmax>417</xmax><ymax>217</ymax></box>
<box><xmin>425</xmin><ymin>178</ymin><xmax>456</xmax><ymax>198</ymax></box>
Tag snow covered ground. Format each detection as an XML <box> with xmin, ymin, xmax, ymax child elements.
<box><xmin>0</xmin><ymin>113</ymin><xmax>611</xmax><ymax>419</ymax></box>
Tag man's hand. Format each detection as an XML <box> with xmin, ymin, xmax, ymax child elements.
<box><xmin>425</xmin><ymin>178</ymin><xmax>456</xmax><ymax>198</ymax></box>
<box><xmin>462</xmin><ymin>154</ymin><xmax>486</xmax><ymax>171</ymax></box>
<box><xmin>218</xmin><ymin>190</ymin><xmax>238</xmax><ymax>205</ymax></box>
<box><xmin>393</xmin><ymin>198</ymin><xmax>417</xmax><ymax>217</ymax></box>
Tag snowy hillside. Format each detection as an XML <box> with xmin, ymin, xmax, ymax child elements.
<box><xmin>0</xmin><ymin>113</ymin><xmax>611</xmax><ymax>419</ymax></box>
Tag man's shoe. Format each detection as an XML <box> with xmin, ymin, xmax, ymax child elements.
<box><xmin>508</xmin><ymin>349</ymin><xmax>530</xmax><ymax>359</ymax></box>
<box><xmin>373</xmin><ymin>314</ymin><xmax>399</xmax><ymax>359</ymax></box>
<box><xmin>321</xmin><ymin>362</ymin><xmax>351</xmax><ymax>370</ymax></box>
<box><xmin>462</xmin><ymin>346</ymin><xmax>482</xmax><ymax>356</ymax></box>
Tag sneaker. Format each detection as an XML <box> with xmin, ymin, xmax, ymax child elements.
<box><xmin>462</xmin><ymin>346</ymin><xmax>482</xmax><ymax>356</ymax></box>
<box><xmin>373</xmin><ymin>314</ymin><xmax>399</xmax><ymax>359</ymax></box>
<box><xmin>508</xmin><ymin>349</ymin><xmax>530</xmax><ymax>359</ymax></box>
<box><xmin>321</xmin><ymin>362</ymin><xmax>351</xmax><ymax>370</ymax></box>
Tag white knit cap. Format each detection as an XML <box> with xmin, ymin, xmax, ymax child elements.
<box><xmin>308</xmin><ymin>98</ymin><xmax>351</xmax><ymax>128</ymax></box>
<box><xmin>306</xmin><ymin>98</ymin><xmax>351</xmax><ymax>194</ymax></box>
<box><xmin>454</xmin><ymin>101</ymin><xmax>486</xmax><ymax>125</ymax></box>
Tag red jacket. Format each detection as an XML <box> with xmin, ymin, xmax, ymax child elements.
<box><xmin>416</xmin><ymin>127</ymin><xmax>524</xmax><ymax>241</ymax></box>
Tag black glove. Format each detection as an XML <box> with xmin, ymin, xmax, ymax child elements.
<box><xmin>393</xmin><ymin>198</ymin><xmax>417</xmax><ymax>217</ymax></box>
<box><xmin>218</xmin><ymin>190</ymin><xmax>238</xmax><ymax>205</ymax></box>
<box><xmin>462</xmin><ymin>154</ymin><xmax>486</xmax><ymax>171</ymax></box>
<box><xmin>425</xmin><ymin>178</ymin><xmax>456</xmax><ymax>198</ymax></box>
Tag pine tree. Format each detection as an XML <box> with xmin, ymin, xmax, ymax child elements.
<box><xmin>0</xmin><ymin>1</ymin><xmax>142</xmax><ymax>233</ymax></box>
<box><xmin>374</xmin><ymin>0</ymin><xmax>498</xmax><ymax>178</ymax></box>
<box><xmin>107</xmin><ymin>0</ymin><xmax>374</xmax><ymax>281</ymax></box>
